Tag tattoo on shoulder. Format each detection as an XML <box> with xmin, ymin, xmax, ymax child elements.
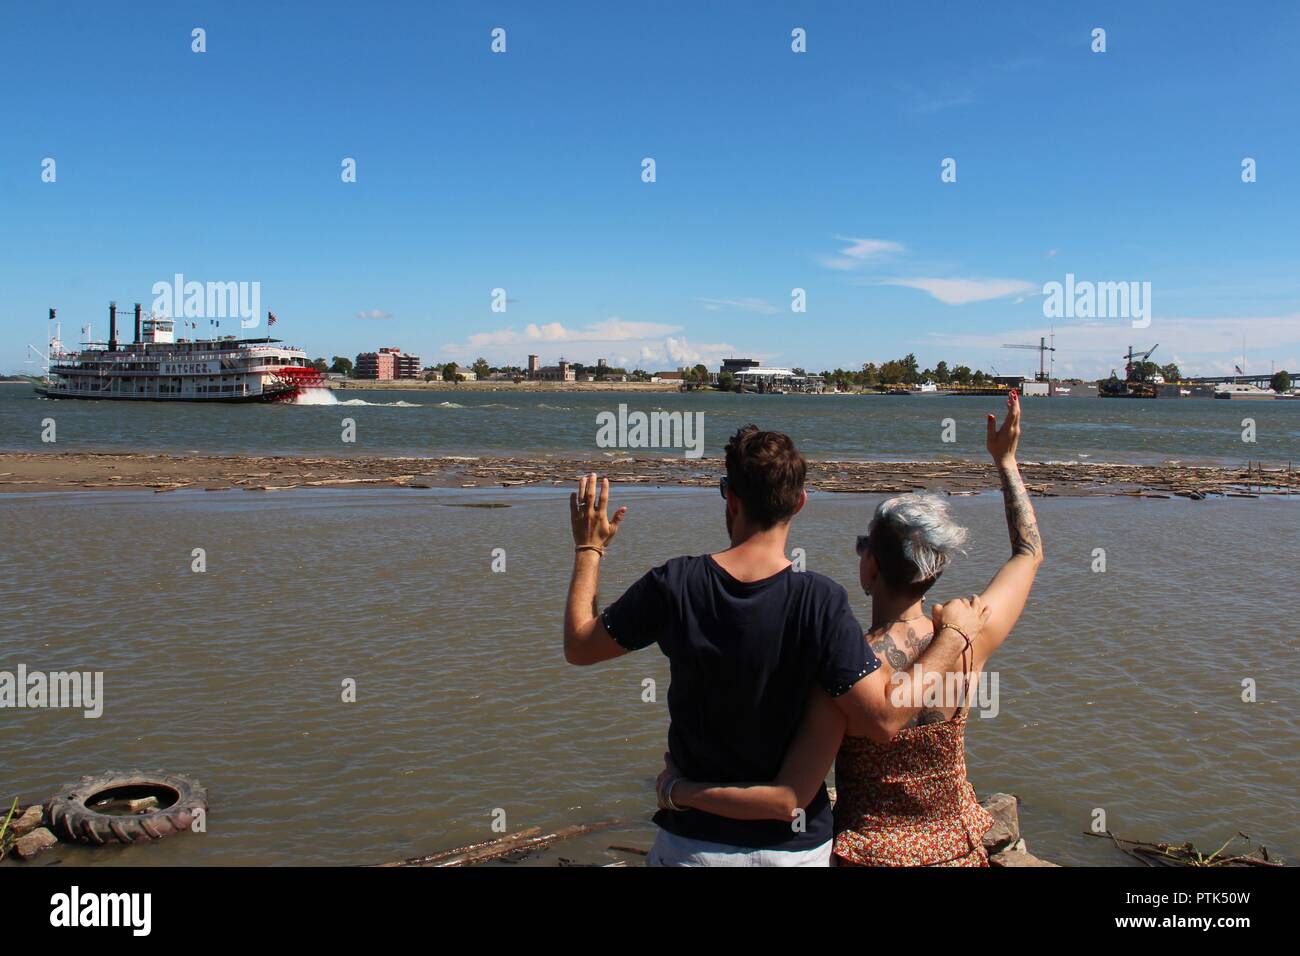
<box><xmin>904</xmin><ymin>625</ymin><xmax>933</xmax><ymax>658</ymax></box>
<box><xmin>915</xmin><ymin>707</ymin><xmax>948</xmax><ymax>726</ymax></box>
<box><xmin>870</xmin><ymin>632</ymin><xmax>910</xmax><ymax>671</ymax></box>
<box><xmin>900</xmin><ymin>706</ymin><xmax>948</xmax><ymax>730</ymax></box>
<box><xmin>870</xmin><ymin>625</ymin><xmax>933</xmax><ymax>671</ymax></box>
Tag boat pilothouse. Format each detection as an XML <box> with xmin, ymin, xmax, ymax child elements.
<box><xmin>35</xmin><ymin>303</ymin><xmax>326</xmax><ymax>402</ymax></box>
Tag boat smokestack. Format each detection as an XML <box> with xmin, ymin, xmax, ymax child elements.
<box><xmin>134</xmin><ymin>302</ymin><xmax>142</xmax><ymax>344</ymax></box>
<box><xmin>108</xmin><ymin>302</ymin><xmax>117</xmax><ymax>352</ymax></box>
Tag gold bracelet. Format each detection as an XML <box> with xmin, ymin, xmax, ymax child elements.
<box><xmin>575</xmin><ymin>545</ymin><xmax>606</xmax><ymax>556</ymax></box>
<box><xmin>938</xmin><ymin>623</ymin><xmax>971</xmax><ymax>644</ymax></box>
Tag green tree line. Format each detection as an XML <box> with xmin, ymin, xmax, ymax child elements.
<box><xmin>820</xmin><ymin>354</ymin><xmax>996</xmax><ymax>390</ymax></box>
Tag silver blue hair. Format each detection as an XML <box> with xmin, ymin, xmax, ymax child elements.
<box><xmin>869</xmin><ymin>494</ymin><xmax>969</xmax><ymax>582</ymax></box>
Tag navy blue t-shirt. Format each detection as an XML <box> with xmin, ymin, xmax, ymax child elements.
<box><xmin>601</xmin><ymin>554</ymin><xmax>878</xmax><ymax>850</ymax></box>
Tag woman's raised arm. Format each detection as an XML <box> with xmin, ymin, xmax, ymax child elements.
<box><xmin>975</xmin><ymin>390</ymin><xmax>1044</xmax><ymax>662</ymax></box>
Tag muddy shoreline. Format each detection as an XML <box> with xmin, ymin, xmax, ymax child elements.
<box><xmin>1</xmin><ymin>452</ymin><xmax>1296</xmax><ymax>498</ymax></box>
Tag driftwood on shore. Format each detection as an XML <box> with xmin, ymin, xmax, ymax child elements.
<box><xmin>1087</xmin><ymin>830</ymin><xmax>1283</xmax><ymax>867</ymax></box>
<box><xmin>378</xmin><ymin>820</ymin><xmax>630</xmax><ymax>868</ymax></box>
<box><xmin>375</xmin><ymin>793</ymin><xmax>1062</xmax><ymax>868</ymax></box>
<box><xmin>2</xmin><ymin>451</ymin><xmax>1296</xmax><ymax>500</ymax></box>
<box><xmin>378</xmin><ymin>796</ymin><xmax>1289</xmax><ymax>868</ymax></box>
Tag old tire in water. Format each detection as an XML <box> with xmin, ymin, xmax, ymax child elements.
<box><xmin>46</xmin><ymin>771</ymin><xmax>207</xmax><ymax>846</ymax></box>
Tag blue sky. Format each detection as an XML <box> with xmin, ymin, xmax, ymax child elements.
<box><xmin>2</xmin><ymin>0</ymin><xmax>1297</xmax><ymax>378</ymax></box>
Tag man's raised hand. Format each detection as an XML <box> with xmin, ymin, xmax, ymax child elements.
<box><xmin>569</xmin><ymin>473</ymin><xmax>627</xmax><ymax>550</ymax></box>
<box><xmin>931</xmin><ymin>594</ymin><xmax>992</xmax><ymax>644</ymax></box>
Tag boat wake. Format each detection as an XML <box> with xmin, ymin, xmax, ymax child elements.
<box><xmin>293</xmin><ymin>388</ymin><xmax>339</xmax><ymax>406</ymax></box>
<box><xmin>337</xmin><ymin>398</ymin><xmax>423</xmax><ymax>407</ymax></box>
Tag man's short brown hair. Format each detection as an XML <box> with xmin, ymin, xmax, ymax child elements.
<box><xmin>724</xmin><ymin>425</ymin><xmax>807</xmax><ymax>529</ymax></box>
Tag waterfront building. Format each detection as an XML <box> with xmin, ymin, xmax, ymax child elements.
<box><xmin>356</xmin><ymin>347</ymin><xmax>421</xmax><ymax>380</ymax></box>
<box><xmin>532</xmin><ymin>358</ymin><xmax>575</xmax><ymax>382</ymax></box>
<box><xmin>720</xmin><ymin>357</ymin><xmax>761</xmax><ymax>376</ymax></box>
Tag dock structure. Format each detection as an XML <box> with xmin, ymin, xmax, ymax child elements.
<box><xmin>1180</xmin><ymin>373</ymin><xmax>1277</xmax><ymax>387</ymax></box>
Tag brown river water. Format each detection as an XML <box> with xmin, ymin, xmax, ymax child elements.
<box><xmin>1</xmin><ymin>485</ymin><xmax>1296</xmax><ymax>866</ymax></box>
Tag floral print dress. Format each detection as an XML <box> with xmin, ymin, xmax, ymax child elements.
<box><xmin>832</xmin><ymin>709</ymin><xmax>994</xmax><ymax>867</ymax></box>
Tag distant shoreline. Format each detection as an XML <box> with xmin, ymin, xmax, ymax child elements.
<box><xmin>331</xmin><ymin>379</ymin><xmax>684</xmax><ymax>393</ymax></box>
<box><xmin>0</xmin><ymin>379</ymin><xmax>1130</xmax><ymax>397</ymax></box>
<box><xmin>328</xmin><ymin>380</ymin><xmax>1095</xmax><ymax>396</ymax></box>
<box><xmin>1</xmin><ymin>451</ymin><xmax>1294</xmax><ymax>498</ymax></box>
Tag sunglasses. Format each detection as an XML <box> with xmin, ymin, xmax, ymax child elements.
<box><xmin>855</xmin><ymin>534</ymin><xmax>870</xmax><ymax>556</ymax></box>
<box><xmin>719</xmin><ymin>475</ymin><xmax>729</xmax><ymax>498</ymax></box>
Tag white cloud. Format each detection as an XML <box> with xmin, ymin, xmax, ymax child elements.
<box><xmin>821</xmin><ymin>238</ymin><xmax>1034</xmax><ymax>306</ymax></box>
<box><xmin>639</xmin><ymin>337</ymin><xmax>739</xmax><ymax>370</ymax></box>
<box><xmin>696</xmin><ymin>297</ymin><xmax>780</xmax><ymax>315</ymax></box>
<box><xmin>666</xmin><ymin>336</ymin><xmax>696</xmax><ymax>365</ymax></box>
<box><xmin>442</xmin><ymin>317</ymin><xmax>736</xmax><ymax>369</ymax></box>
<box><xmin>449</xmin><ymin>317</ymin><xmax>680</xmax><ymax>351</ymax></box>
<box><xmin>356</xmin><ymin>309</ymin><xmax>392</xmax><ymax>319</ymax></box>
<box><xmin>819</xmin><ymin>236</ymin><xmax>905</xmax><ymax>271</ymax></box>
<box><xmin>881</xmin><ymin>277</ymin><xmax>1037</xmax><ymax>305</ymax></box>
<box><xmin>891</xmin><ymin>80</ymin><xmax>976</xmax><ymax>115</ymax></box>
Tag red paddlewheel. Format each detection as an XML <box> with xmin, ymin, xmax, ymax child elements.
<box><xmin>269</xmin><ymin>365</ymin><xmax>329</xmax><ymax>401</ymax></box>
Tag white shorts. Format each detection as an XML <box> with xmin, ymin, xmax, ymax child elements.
<box><xmin>646</xmin><ymin>828</ymin><xmax>833</xmax><ymax>867</ymax></box>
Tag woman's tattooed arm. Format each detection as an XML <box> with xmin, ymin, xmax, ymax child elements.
<box><xmin>999</xmin><ymin>463</ymin><xmax>1042</xmax><ymax>562</ymax></box>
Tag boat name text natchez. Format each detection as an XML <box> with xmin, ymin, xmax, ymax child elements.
<box><xmin>34</xmin><ymin>303</ymin><xmax>325</xmax><ymax>403</ymax></box>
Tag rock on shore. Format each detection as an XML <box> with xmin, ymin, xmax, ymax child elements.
<box><xmin>979</xmin><ymin>792</ymin><xmax>1058</xmax><ymax>867</ymax></box>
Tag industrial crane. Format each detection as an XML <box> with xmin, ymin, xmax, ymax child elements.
<box><xmin>1002</xmin><ymin>336</ymin><xmax>1056</xmax><ymax>382</ymax></box>
<box><xmin>1122</xmin><ymin>344</ymin><xmax>1158</xmax><ymax>382</ymax></box>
